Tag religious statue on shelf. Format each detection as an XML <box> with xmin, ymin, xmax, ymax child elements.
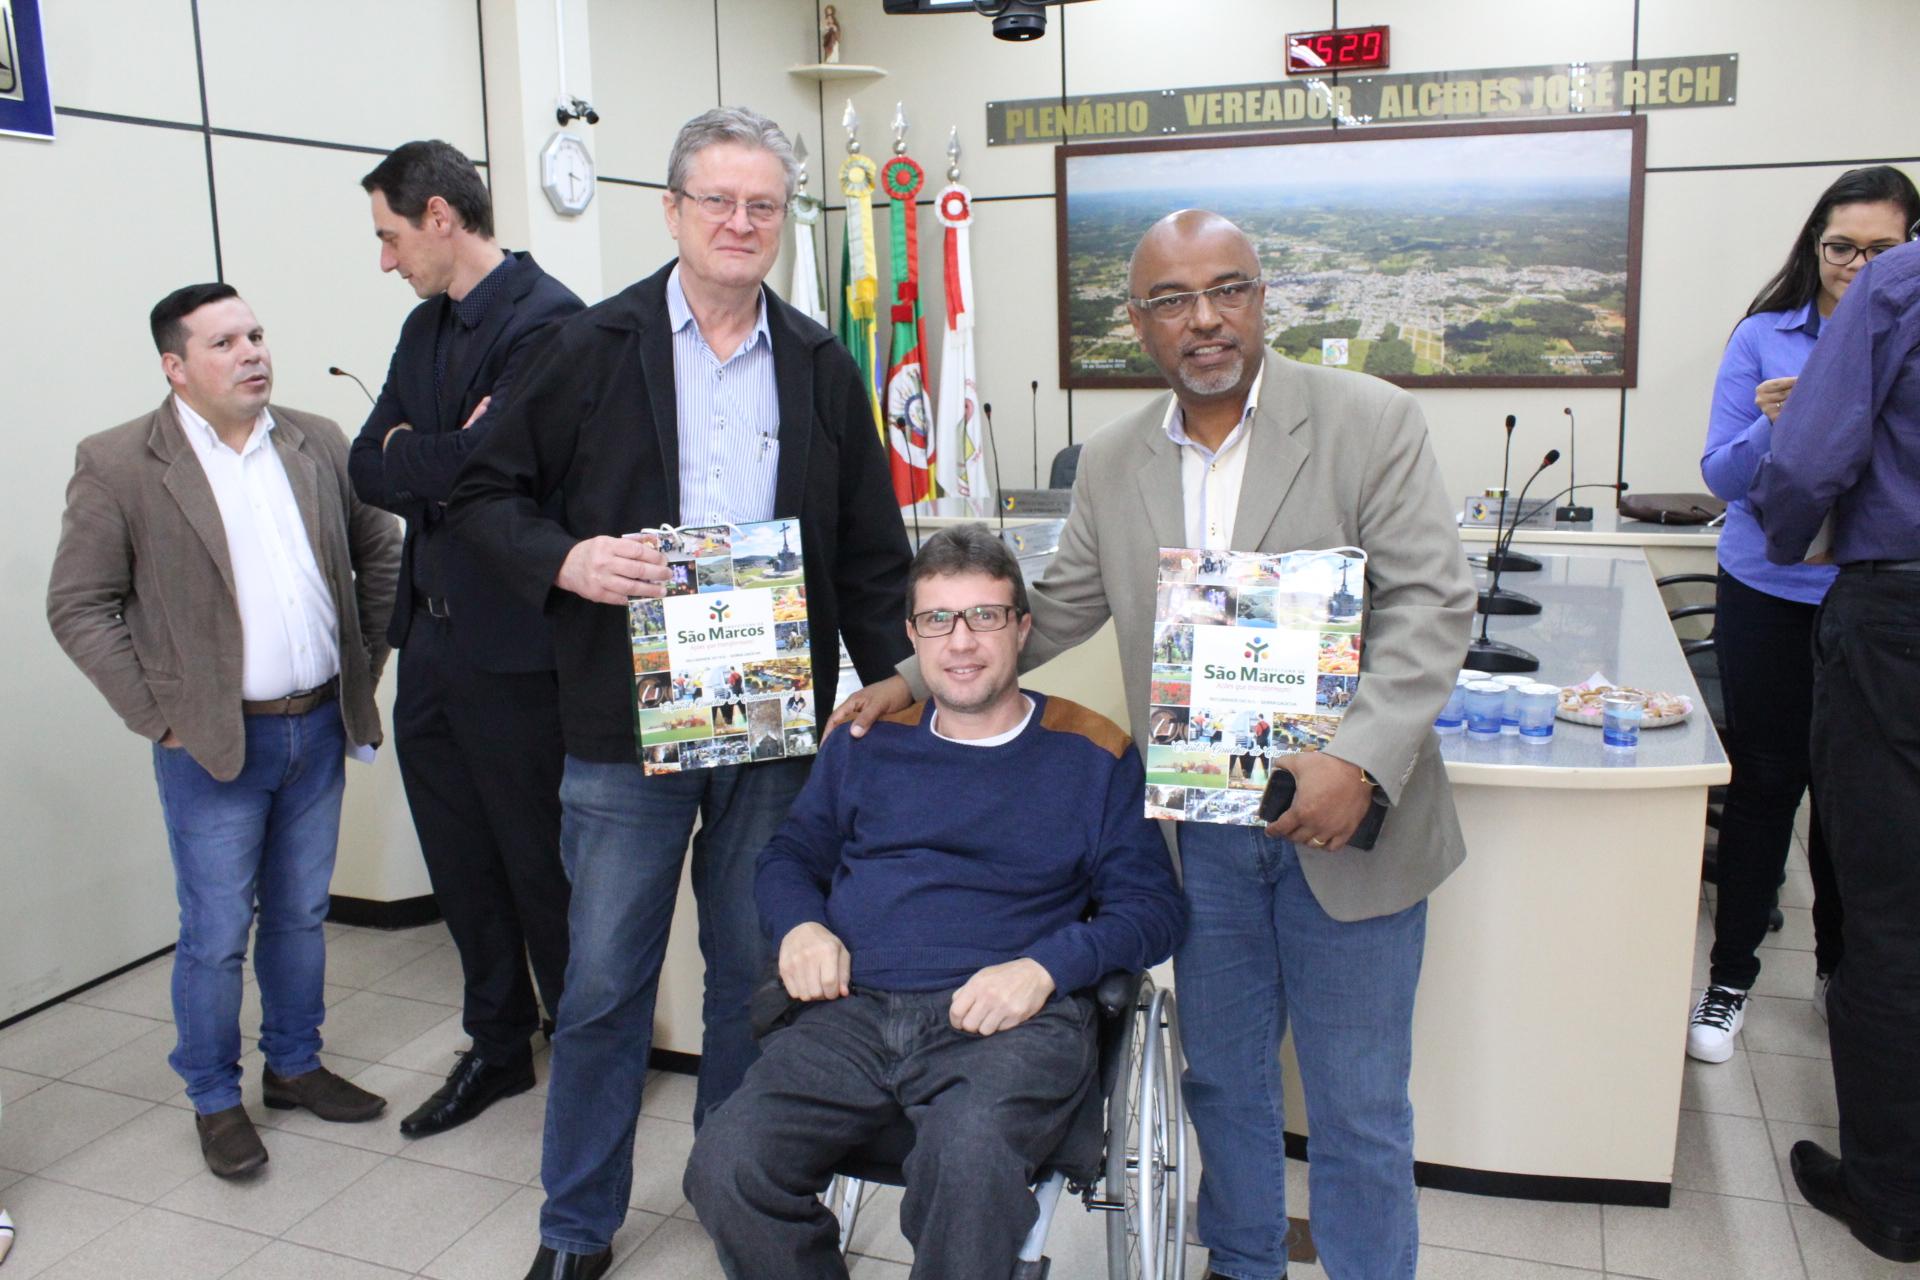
<box><xmin>820</xmin><ymin>5</ymin><xmax>842</xmax><ymax>64</ymax></box>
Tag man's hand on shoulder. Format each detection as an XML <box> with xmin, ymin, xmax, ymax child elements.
<box><xmin>824</xmin><ymin>674</ymin><xmax>912</xmax><ymax>741</ymax></box>
<box><xmin>555</xmin><ymin>536</ymin><xmax>668</xmax><ymax>605</ymax></box>
<box><xmin>779</xmin><ymin>922</ymin><xmax>851</xmax><ymax>1002</ymax></box>
<box><xmin>950</xmin><ymin>958</ymin><xmax>1055</xmax><ymax>1036</ymax></box>
<box><xmin>1264</xmin><ymin>751</ymin><xmax>1373</xmax><ymax>851</ymax></box>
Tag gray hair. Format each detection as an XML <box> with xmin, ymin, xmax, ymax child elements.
<box><xmin>907</xmin><ymin>525</ymin><xmax>1031</xmax><ymax>617</ymax></box>
<box><xmin>666</xmin><ymin>107</ymin><xmax>800</xmax><ymax>203</ymax></box>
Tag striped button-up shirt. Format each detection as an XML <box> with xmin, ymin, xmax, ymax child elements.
<box><xmin>667</xmin><ymin>267</ymin><xmax>780</xmax><ymax>527</ymax></box>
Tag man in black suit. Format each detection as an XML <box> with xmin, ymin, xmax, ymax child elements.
<box><xmin>449</xmin><ymin>107</ymin><xmax>912</xmax><ymax>1280</ymax></box>
<box><xmin>348</xmin><ymin>140</ymin><xmax>584</xmax><ymax>1140</ymax></box>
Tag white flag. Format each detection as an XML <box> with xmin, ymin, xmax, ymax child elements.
<box><xmin>789</xmin><ymin>198</ymin><xmax>827</xmax><ymax>327</ymax></box>
<box><xmin>934</xmin><ymin>184</ymin><xmax>989</xmax><ymax>515</ymax></box>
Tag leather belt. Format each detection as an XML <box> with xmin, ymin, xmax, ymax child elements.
<box><xmin>242</xmin><ymin>676</ymin><xmax>339</xmax><ymax>717</ymax></box>
<box><xmin>416</xmin><ymin>595</ymin><xmax>452</xmax><ymax>618</ymax></box>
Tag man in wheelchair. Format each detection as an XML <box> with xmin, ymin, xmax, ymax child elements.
<box><xmin>685</xmin><ymin>524</ymin><xmax>1185</xmax><ymax>1279</ymax></box>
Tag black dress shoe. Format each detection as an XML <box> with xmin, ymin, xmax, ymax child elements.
<box><xmin>400</xmin><ymin>1050</ymin><xmax>536</xmax><ymax>1138</ymax></box>
<box><xmin>522</xmin><ymin>1244</ymin><xmax>611</xmax><ymax>1279</ymax></box>
<box><xmin>1790</xmin><ymin>1140</ymin><xmax>1920</xmax><ymax>1263</ymax></box>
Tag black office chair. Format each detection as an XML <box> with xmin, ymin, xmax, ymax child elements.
<box><xmin>1656</xmin><ymin>573</ymin><xmax>1781</xmax><ymax>933</ymax></box>
<box><xmin>1049</xmin><ymin>444</ymin><xmax>1084</xmax><ymax>490</ymax></box>
<box><xmin>824</xmin><ymin>971</ymin><xmax>1188</xmax><ymax>1280</ymax></box>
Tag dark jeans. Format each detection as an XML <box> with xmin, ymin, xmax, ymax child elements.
<box><xmin>684</xmin><ymin>989</ymin><xmax>1097</xmax><ymax>1280</ymax></box>
<box><xmin>395</xmin><ymin>614</ymin><xmax>569</xmax><ymax>1064</ymax></box>
<box><xmin>1811</xmin><ymin>565</ymin><xmax>1920</xmax><ymax>1224</ymax></box>
<box><xmin>1709</xmin><ymin>570</ymin><xmax>1844</xmax><ymax>989</ymax></box>
<box><xmin>538</xmin><ymin>754</ymin><xmax>810</xmax><ymax>1255</ymax></box>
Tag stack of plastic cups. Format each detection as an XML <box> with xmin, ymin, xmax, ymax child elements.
<box><xmin>1493</xmin><ymin>673</ymin><xmax>1534</xmax><ymax>735</ymax></box>
<box><xmin>1464</xmin><ymin>681</ymin><xmax>1506</xmax><ymax>740</ymax></box>
<box><xmin>1434</xmin><ymin>671</ymin><xmax>1471</xmax><ymax>735</ymax></box>
<box><xmin>1516</xmin><ymin>682</ymin><xmax>1558</xmax><ymax>744</ymax></box>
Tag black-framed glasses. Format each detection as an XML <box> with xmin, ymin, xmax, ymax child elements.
<box><xmin>1818</xmin><ymin>239</ymin><xmax>1903</xmax><ymax>267</ymax></box>
<box><xmin>908</xmin><ymin>604</ymin><xmax>1022</xmax><ymax>637</ymax></box>
<box><xmin>676</xmin><ymin>190</ymin><xmax>788</xmax><ymax>226</ymax></box>
<box><xmin>1128</xmin><ymin>278</ymin><xmax>1261</xmax><ymax>322</ymax></box>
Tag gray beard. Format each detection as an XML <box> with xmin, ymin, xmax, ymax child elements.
<box><xmin>1175</xmin><ymin>351</ymin><xmax>1245</xmax><ymax>396</ymax></box>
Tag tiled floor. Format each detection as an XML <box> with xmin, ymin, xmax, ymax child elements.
<box><xmin>0</xmin><ymin>821</ymin><xmax>1898</xmax><ymax>1278</ymax></box>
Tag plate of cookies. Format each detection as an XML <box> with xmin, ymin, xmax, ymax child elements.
<box><xmin>1555</xmin><ymin>675</ymin><xmax>1694</xmax><ymax>729</ymax></box>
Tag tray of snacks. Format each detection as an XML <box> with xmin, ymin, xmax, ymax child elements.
<box><xmin>1555</xmin><ymin>675</ymin><xmax>1694</xmax><ymax>728</ymax></box>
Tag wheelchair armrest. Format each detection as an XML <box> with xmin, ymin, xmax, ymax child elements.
<box><xmin>1091</xmin><ymin>970</ymin><xmax>1144</xmax><ymax>1018</ymax></box>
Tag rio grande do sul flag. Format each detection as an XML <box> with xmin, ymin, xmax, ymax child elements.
<box><xmin>881</xmin><ymin>154</ymin><xmax>935</xmax><ymax>508</ymax></box>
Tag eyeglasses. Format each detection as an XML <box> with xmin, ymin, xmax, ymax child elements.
<box><xmin>1818</xmin><ymin>239</ymin><xmax>1903</xmax><ymax>267</ymax></box>
<box><xmin>908</xmin><ymin>604</ymin><xmax>1022</xmax><ymax>637</ymax></box>
<box><xmin>677</xmin><ymin>190</ymin><xmax>788</xmax><ymax>226</ymax></box>
<box><xmin>1128</xmin><ymin>279</ymin><xmax>1261</xmax><ymax>322</ymax></box>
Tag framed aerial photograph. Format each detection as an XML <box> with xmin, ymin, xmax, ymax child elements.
<box><xmin>1056</xmin><ymin>116</ymin><xmax>1645</xmax><ymax>390</ymax></box>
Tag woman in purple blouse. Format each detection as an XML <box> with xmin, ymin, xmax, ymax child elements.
<box><xmin>1688</xmin><ymin>166</ymin><xmax>1920</xmax><ymax>1065</ymax></box>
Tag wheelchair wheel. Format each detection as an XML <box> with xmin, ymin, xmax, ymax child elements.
<box><xmin>1105</xmin><ymin>978</ymin><xmax>1188</xmax><ymax>1280</ymax></box>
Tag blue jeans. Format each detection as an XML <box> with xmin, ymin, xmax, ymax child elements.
<box><xmin>152</xmin><ymin>701</ymin><xmax>345</xmax><ymax>1114</ymax></box>
<box><xmin>1175</xmin><ymin>822</ymin><xmax>1426</xmax><ymax>1280</ymax></box>
<box><xmin>539</xmin><ymin>754</ymin><xmax>810</xmax><ymax>1255</ymax></box>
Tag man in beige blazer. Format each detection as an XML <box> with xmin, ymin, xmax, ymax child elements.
<box><xmin>47</xmin><ymin>283</ymin><xmax>402</xmax><ymax>1179</ymax></box>
<box><xmin>834</xmin><ymin>211</ymin><xmax>1474</xmax><ymax>1279</ymax></box>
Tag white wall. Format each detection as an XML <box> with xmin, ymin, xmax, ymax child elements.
<box><xmin>2</xmin><ymin>0</ymin><xmax>488</xmax><ymax>1019</ymax></box>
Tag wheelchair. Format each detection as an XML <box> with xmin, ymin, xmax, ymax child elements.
<box><xmin>823</xmin><ymin>971</ymin><xmax>1189</xmax><ymax>1279</ymax></box>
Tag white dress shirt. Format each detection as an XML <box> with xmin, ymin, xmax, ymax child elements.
<box><xmin>174</xmin><ymin>395</ymin><xmax>340</xmax><ymax>700</ymax></box>
<box><xmin>667</xmin><ymin>266</ymin><xmax>781</xmax><ymax>528</ymax></box>
<box><xmin>1161</xmin><ymin>361</ymin><xmax>1266</xmax><ymax>551</ymax></box>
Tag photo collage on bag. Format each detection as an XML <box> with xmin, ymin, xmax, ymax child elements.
<box><xmin>629</xmin><ymin>518</ymin><xmax>816</xmax><ymax>775</ymax></box>
<box><xmin>1144</xmin><ymin>545</ymin><xmax>1366</xmax><ymax>826</ymax></box>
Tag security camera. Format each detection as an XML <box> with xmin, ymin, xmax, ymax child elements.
<box><xmin>984</xmin><ymin>0</ymin><xmax>1046</xmax><ymax>40</ymax></box>
<box><xmin>881</xmin><ymin>0</ymin><xmax>1100</xmax><ymax>43</ymax></box>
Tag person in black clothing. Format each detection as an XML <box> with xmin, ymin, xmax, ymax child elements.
<box><xmin>347</xmin><ymin>140</ymin><xmax>584</xmax><ymax>1140</ymax></box>
<box><xmin>447</xmin><ymin>108</ymin><xmax>912</xmax><ymax>1280</ymax></box>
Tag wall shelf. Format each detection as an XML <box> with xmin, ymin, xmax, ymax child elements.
<box><xmin>788</xmin><ymin>63</ymin><xmax>887</xmax><ymax>81</ymax></box>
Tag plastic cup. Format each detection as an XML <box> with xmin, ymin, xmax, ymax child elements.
<box><xmin>1602</xmin><ymin>691</ymin><xmax>1645</xmax><ymax>750</ymax></box>
<box><xmin>1492</xmin><ymin>673</ymin><xmax>1533</xmax><ymax>735</ymax></box>
<box><xmin>1435</xmin><ymin>677</ymin><xmax>1468</xmax><ymax>734</ymax></box>
<box><xmin>1517</xmin><ymin>682</ymin><xmax>1558</xmax><ymax>742</ymax></box>
<box><xmin>1464</xmin><ymin>681</ymin><xmax>1506</xmax><ymax>739</ymax></box>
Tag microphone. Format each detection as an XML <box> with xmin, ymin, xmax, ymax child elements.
<box><xmin>1463</xmin><ymin>480</ymin><xmax>1628</xmax><ymax>675</ymax></box>
<box><xmin>329</xmin><ymin>366</ymin><xmax>374</xmax><ymax>404</ymax></box>
<box><xmin>1029</xmin><ymin>379</ymin><xmax>1040</xmax><ymax>489</ymax></box>
<box><xmin>1556</xmin><ymin>407</ymin><xmax>1592</xmax><ymax>522</ymax></box>
<box><xmin>982</xmin><ymin>402</ymin><xmax>1007</xmax><ymax>537</ymax></box>
<box><xmin>1467</xmin><ymin>414</ymin><xmax>1542</xmax><ymax>573</ymax></box>
<box><xmin>1478</xmin><ymin>449</ymin><xmax>1558</xmax><ymax>618</ymax></box>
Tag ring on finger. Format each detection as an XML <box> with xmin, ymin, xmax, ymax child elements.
<box><xmin>1308</xmin><ymin>836</ymin><xmax>1327</xmax><ymax>847</ymax></box>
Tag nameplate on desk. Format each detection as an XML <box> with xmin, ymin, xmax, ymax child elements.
<box><xmin>1462</xmin><ymin>495</ymin><xmax>1554</xmax><ymax>529</ymax></box>
<box><xmin>1000</xmin><ymin>488</ymin><xmax>1073</xmax><ymax>517</ymax></box>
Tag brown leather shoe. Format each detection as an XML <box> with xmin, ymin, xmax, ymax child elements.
<box><xmin>195</xmin><ymin>1105</ymin><xmax>268</xmax><ymax>1177</ymax></box>
<box><xmin>261</xmin><ymin>1065</ymin><xmax>387</xmax><ymax>1122</ymax></box>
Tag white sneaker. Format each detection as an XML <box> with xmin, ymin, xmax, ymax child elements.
<box><xmin>1687</xmin><ymin>986</ymin><xmax>1749</xmax><ymax>1063</ymax></box>
<box><xmin>1813</xmin><ymin>973</ymin><xmax>1831</xmax><ymax>1023</ymax></box>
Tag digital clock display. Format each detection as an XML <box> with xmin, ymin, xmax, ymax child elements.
<box><xmin>1286</xmin><ymin>25</ymin><xmax>1391</xmax><ymax>75</ymax></box>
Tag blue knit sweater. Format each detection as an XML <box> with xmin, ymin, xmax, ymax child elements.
<box><xmin>756</xmin><ymin>691</ymin><xmax>1185</xmax><ymax>995</ymax></box>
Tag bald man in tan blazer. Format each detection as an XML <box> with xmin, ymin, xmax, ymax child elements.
<box><xmin>833</xmin><ymin>211</ymin><xmax>1474</xmax><ymax>1280</ymax></box>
